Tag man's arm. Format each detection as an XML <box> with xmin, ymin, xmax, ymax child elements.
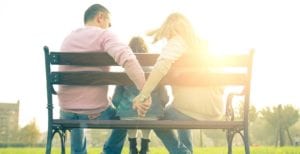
<box><xmin>122</xmin><ymin>57</ymin><xmax>145</xmax><ymax>90</ymax></box>
<box><xmin>102</xmin><ymin>30</ymin><xmax>150</xmax><ymax>116</ymax></box>
<box><xmin>102</xmin><ymin>30</ymin><xmax>145</xmax><ymax>89</ymax></box>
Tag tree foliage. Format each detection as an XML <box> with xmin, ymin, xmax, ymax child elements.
<box><xmin>17</xmin><ymin>120</ymin><xmax>41</xmax><ymax>146</ymax></box>
<box><xmin>261</xmin><ymin>104</ymin><xmax>299</xmax><ymax>146</ymax></box>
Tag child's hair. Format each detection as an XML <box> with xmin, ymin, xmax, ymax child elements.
<box><xmin>129</xmin><ymin>36</ymin><xmax>148</xmax><ymax>53</ymax></box>
<box><xmin>147</xmin><ymin>12</ymin><xmax>201</xmax><ymax>53</ymax></box>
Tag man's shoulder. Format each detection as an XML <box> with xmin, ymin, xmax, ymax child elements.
<box><xmin>61</xmin><ymin>27</ymin><xmax>117</xmax><ymax>51</ymax></box>
<box><xmin>75</xmin><ymin>26</ymin><xmax>108</xmax><ymax>35</ymax></box>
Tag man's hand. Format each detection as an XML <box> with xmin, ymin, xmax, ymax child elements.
<box><xmin>88</xmin><ymin>113</ymin><xmax>101</xmax><ymax>119</ymax></box>
<box><xmin>133</xmin><ymin>95</ymin><xmax>152</xmax><ymax>117</ymax></box>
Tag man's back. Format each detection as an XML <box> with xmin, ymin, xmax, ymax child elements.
<box><xmin>54</xmin><ymin>4</ymin><xmax>148</xmax><ymax>154</ymax></box>
<box><xmin>61</xmin><ymin>26</ymin><xmax>124</xmax><ymax>51</ymax></box>
<box><xmin>58</xmin><ymin>26</ymin><xmax>145</xmax><ymax>115</ymax></box>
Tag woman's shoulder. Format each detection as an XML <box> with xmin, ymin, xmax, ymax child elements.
<box><xmin>167</xmin><ymin>36</ymin><xmax>186</xmax><ymax>48</ymax></box>
<box><xmin>160</xmin><ymin>36</ymin><xmax>187</xmax><ymax>61</ymax></box>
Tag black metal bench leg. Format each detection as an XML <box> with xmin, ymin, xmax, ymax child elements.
<box><xmin>243</xmin><ymin>129</ymin><xmax>250</xmax><ymax>154</ymax></box>
<box><xmin>226</xmin><ymin>129</ymin><xmax>234</xmax><ymax>154</ymax></box>
<box><xmin>46</xmin><ymin>130</ymin><xmax>53</xmax><ymax>154</ymax></box>
<box><xmin>58</xmin><ymin>130</ymin><xmax>66</xmax><ymax>154</ymax></box>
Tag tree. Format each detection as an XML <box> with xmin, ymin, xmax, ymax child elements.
<box><xmin>18</xmin><ymin>119</ymin><xmax>41</xmax><ymax>146</ymax></box>
<box><xmin>238</xmin><ymin>102</ymin><xmax>258</xmax><ymax>123</ymax></box>
<box><xmin>261</xmin><ymin>104</ymin><xmax>299</xmax><ymax>146</ymax></box>
<box><xmin>250</xmin><ymin>117</ymin><xmax>276</xmax><ymax>145</ymax></box>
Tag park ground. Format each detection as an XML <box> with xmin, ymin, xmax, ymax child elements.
<box><xmin>0</xmin><ymin>147</ymin><xmax>300</xmax><ymax>154</ymax></box>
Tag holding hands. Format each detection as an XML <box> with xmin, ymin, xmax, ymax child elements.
<box><xmin>133</xmin><ymin>94</ymin><xmax>152</xmax><ymax>117</ymax></box>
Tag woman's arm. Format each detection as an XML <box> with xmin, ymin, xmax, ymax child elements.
<box><xmin>137</xmin><ymin>58</ymin><xmax>173</xmax><ymax>99</ymax></box>
<box><xmin>132</xmin><ymin>58</ymin><xmax>173</xmax><ymax>116</ymax></box>
<box><xmin>133</xmin><ymin>37</ymin><xmax>187</xmax><ymax>116</ymax></box>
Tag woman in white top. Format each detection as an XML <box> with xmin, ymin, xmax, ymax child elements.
<box><xmin>133</xmin><ymin>12</ymin><xmax>224</xmax><ymax>154</ymax></box>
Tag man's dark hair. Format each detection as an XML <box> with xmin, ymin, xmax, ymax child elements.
<box><xmin>84</xmin><ymin>4</ymin><xmax>110</xmax><ymax>24</ymax></box>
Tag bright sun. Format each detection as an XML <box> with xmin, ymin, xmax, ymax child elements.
<box><xmin>185</xmin><ymin>1</ymin><xmax>300</xmax><ymax>109</ymax></box>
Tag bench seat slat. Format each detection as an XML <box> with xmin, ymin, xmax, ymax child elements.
<box><xmin>53</xmin><ymin>119</ymin><xmax>244</xmax><ymax>129</ymax></box>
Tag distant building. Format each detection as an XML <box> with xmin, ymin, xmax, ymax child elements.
<box><xmin>0</xmin><ymin>100</ymin><xmax>19</xmax><ymax>143</ymax></box>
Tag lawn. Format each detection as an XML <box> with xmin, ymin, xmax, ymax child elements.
<box><xmin>0</xmin><ymin>147</ymin><xmax>300</xmax><ymax>154</ymax></box>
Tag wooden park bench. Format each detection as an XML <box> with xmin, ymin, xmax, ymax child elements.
<box><xmin>44</xmin><ymin>46</ymin><xmax>254</xmax><ymax>154</ymax></box>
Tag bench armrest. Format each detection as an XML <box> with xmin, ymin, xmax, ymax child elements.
<box><xmin>225</xmin><ymin>90</ymin><xmax>245</xmax><ymax>121</ymax></box>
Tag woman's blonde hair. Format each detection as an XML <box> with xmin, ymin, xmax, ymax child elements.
<box><xmin>148</xmin><ymin>12</ymin><xmax>202</xmax><ymax>53</ymax></box>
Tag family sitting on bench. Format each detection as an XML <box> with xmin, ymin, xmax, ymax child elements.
<box><xmin>58</xmin><ymin>3</ymin><xmax>224</xmax><ymax>154</ymax></box>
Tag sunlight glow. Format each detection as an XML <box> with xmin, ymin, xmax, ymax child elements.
<box><xmin>0</xmin><ymin>0</ymin><xmax>299</xmax><ymax>131</ymax></box>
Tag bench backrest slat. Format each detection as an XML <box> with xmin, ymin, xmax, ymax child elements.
<box><xmin>49</xmin><ymin>52</ymin><xmax>250</xmax><ymax>67</ymax></box>
<box><xmin>51</xmin><ymin>72</ymin><xmax>247</xmax><ymax>86</ymax></box>
<box><xmin>50</xmin><ymin>52</ymin><xmax>159</xmax><ymax>66</ymax></box>
<box><xmin>48</xmin><ymin>52</ymin><xmax>252</xmax><ymax>88</ymax></box>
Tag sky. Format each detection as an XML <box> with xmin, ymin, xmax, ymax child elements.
<box><xmin>0</xmin><ymin>0</ymin><xmax>300</xmax><ymax>132</ymax></box>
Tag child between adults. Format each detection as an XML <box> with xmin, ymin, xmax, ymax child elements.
<box><xmin>112</xmin><ymin>36</ymin><xmax>169</xmax><ymax>154</ymax></box>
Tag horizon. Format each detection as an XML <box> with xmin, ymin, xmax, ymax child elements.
<box><xmin>1</xmin><ymin>0</ymin><xmax>300</xmax><ymax>132</ymax></box>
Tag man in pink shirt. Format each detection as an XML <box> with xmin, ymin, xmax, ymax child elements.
<box><xmin>59</xmin><ymin>4</ymin><xmax>150</xmax><ymax>154</ymax></box>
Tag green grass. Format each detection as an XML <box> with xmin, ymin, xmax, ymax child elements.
<box><xmin>0</xmin><ymin>147</ymin><xmax>300</xmax><ymax>154</ymax></box>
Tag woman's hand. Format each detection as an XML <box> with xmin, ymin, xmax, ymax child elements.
<box><xmin>132</xmin><ymin>95</ymin><xmax>152</xmax><ymax>117</ymax></box>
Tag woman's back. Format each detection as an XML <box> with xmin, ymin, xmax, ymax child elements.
<box><xmin>172</xmin><ymin>86</ymin><xmax>224</xmax><ymax>120</ymax></box>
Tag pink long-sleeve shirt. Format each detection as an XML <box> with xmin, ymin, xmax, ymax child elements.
<box><xmin>58</xmin><ymin>26</ymin><xmax>145</xmax><ymax>114</ymax></box>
